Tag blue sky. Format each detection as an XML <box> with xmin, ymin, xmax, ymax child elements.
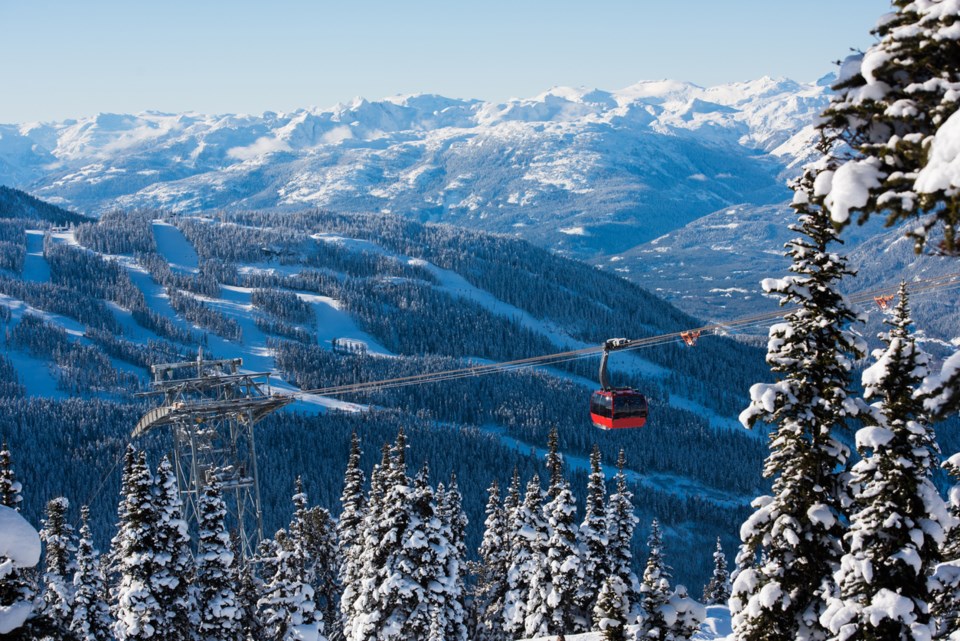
<box><xmin>1</xmin><ymin>0</ymin><xmax>890</xmax><ymax>123</ymax></box>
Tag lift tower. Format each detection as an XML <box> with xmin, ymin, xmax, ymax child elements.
<box><xmin>133</xmin><ymin>352</ymin><xmax>293</xmax><ymax>558</ymax></box>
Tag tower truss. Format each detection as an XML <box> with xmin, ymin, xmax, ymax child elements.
<box><xmin>133</xmin><ymin>353</ymin><xmax>293</xmax><ymax>557</ymax></box>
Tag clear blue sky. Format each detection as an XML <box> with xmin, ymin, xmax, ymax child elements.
<box><xmin>0</xmin><ymin>0</ymin><xmax>891</xmax><ymax>123</ymax></box>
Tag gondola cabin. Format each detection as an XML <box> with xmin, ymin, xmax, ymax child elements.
<box><xmin>590</xmin><ymin>388</ymin><xmax>648</xmax><ymax>430</ymax></box>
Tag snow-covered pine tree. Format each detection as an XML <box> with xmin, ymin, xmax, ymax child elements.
<box><xmin>666</xmin><ymin>585</ymin><xmax>706</xmax><ymax>641</ymax></box>
<box><xmin>438</xmin><ymin>474</ymin><xmax>468</xmax><ymax>641</ymax></box>
<box><xmin>0</xmin><ymin>439</ymin><xmax>22</xmax><ymax>510</ymax></box>
<box><xmin>545</xmin><ymin>426</ymin><xmax>564</xmax><ymax>500</ymax></box>
<box><xmin>303</xmin><ymin>506</ymin><xmax>341</xmax><ymax>641</ymax></box>
<box><xmin>544</xmin><ymin>478</ymin><xmax>585</xmax><ymax>634</ymax></box>
<box><xmin>403</xmin><ymin>463</ymin><xmax>446</xmax><ymax>640</ymax></box>
<box><xmin>732</xmin><ymin>169</ymin><xmax>864</xmax><ymax>641</ymax></box>
<box><xmin>822</xmin><ymin>283</ymin><xmax>947</xmax><ymax>641</ymax></box>
<box><xmin>503</xmin><ymin>475</ymin><xmax>548</xmax><ymax>639</ymax></box>
<box><xmin>350</xmin><ymin>431</ymin><xmax>421</xmax><ymax>641</ymax></box>
<box><xmin>111</xmin><ymin>449</ymin><xmax>162</xmax><ymax>641</ymax></box>
<box><xmin>259</xmin><ymin>478</ymin><xmax>325</xmax><ymax>641</ymax></box>
<box><xmin>933</xmin><ymin>452</ymin><xmax>960</xmax><ymax>638</ymax></box>
<box><xmin>816</xmin><ymin>0</ymin><xmax>960</xmax><ymax>255</ymax></box>
<box><xmin>38</xmin><ymin>495</ymin><xmax>76</xmax><ymax>632</ymax></box>
<box><xmin>472</xmin><ymin>479</ymin><xmax>511</xmax><ymax>641</ymax></box>
<box><xmin>701</xmin><ymin>538</ymin><xmax>730</xmax><ymax>605</ymax></box>
<box><xmin>70</xmin><ymin>506</ymin><xmax>111</xmax><ymax>641</ymax></box>
<box><xmin>237</xmin><ymin>552</ymin><xmax>264</xmax><ymax>641</ymax></box>
<box><xmin>594</xmin><ymin>574</ymin><xmax>629</xmax><ymax>641</ymax></box>
<box><xmin>195</xmin><ymin>478</ymin><xmax>241</xmax><ymax>641</ymax></box>
<box><xmin>637</xmin><ymin>519</ymin><xmax>672</xmax><ymax>641</ymax></box>
<box><xmin>346</xmin><ymin>442</ymin><xmax>393</xmax><ymax>641</ymax></box>
<box><xmin>606</xmin><ymin>450</ymin><xmax>640</xmax><ymax>618</ymax></box>
<box><xmin>152</xmin><ymin>455</ymin><xmax>198</xmax><ymax>641</ymax></box>
<box><xmin>338</xmin><ymin>431</ymin><xmax>366</xmax><ymax>641</ymax></box>
<box><xmin>581</xmin><ymin>444</ymin><xmax>609</xmax><ymax>625</ymax></box>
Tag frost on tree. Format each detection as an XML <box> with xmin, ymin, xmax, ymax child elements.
<box><xmin>195</xmin><ymin>478</ymin><xmax>242</xmax><ymax>641</ymax></box>
<box><xmin>38</xmin><ymin>496</ymin><xmax>77</xmax><ymax>632</ymax></box>
<box><xmin>259</xmin><ymin>478</ymin><xmax>325</xmax><ymax>641</ymax></box>
<box><xmin>933</xmin><ymin>452</ymin><xmax>960</xmax><ymax>638</ymax></box>
<box><xmin>701</xmin><ymin>538</ymin><xmax>731</xmax><ymax>606</ymax></box>
<box><xmin>580</xmin><ymin>444</ymin><xmax>609</xmax><ymax>625</ymax></box>
<box><xmin>338</xmin><ymin>431</ymin><xmax>366</xmax><ymax>641</ymax></box>
<box><xmin>0</xmin><ymin>504</ymin><xmax>40</xmax><ymax>635</ymax></box>
<box><xmin>822</xmin><ymin>284</ymin><xmax>947</xmax><ymax>641</ymax></box>
<box><xmin>637</xmin><ymin>519</ymin><xmax>672</xmax><ymax>641</ymax></box>
<box><xmin>0</xmin><ymin>440</ymin><xmax>22</xmax><ymax>511</ymax></box>
<box><xmin>606</xmin><ymin>450</ymin><xmax>640</xmax><ymax>618</ymax></box>
<box><xmin>732</xmin><ymin>171</ymin><xmax>865</xmax><ymax>641</ymax></box>
<box><xmin>70</xmin><ymin>506</ymin><xmax>112</xmax><ymax>641</ymax></box>
<box><xmin>593</xmin><ymin>573</ymin><xmax>629</xmax><ymax>641</ymax></box>
<box><xmin>502</xmin><ymin>475</ymin><xmax>548</xmax><ymax>640</ymax></box>
<box><xmin>817</xmin><ymin>0</ymin><xmax>960</xmax><ymax>254</ymax></box>
<box><xmin>110</xmin><ymin>448</ymin><xmax>162</xmax><ymax>641</ymax></box>
<box><xmin>153</xmin><ymin>455</ymin><xmax>198</xmax><ymax>641</ymax></box>
<box><xmin>543</xmin><ymin>478</ymin><xmax>585</xmax><ymax>634</ymax></box>
<box><xmin>472</xmin><ymin>479</ymin><xmax>511</xmax><ymax>641</ymax></box>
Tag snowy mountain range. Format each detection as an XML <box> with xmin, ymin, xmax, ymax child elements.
<box><xmin>0</xmin><ymin>76</ymin><xmax>829</xmax><ymax>262</ymax></box>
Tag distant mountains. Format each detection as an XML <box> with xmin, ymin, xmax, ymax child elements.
<box><xmin>2</xmin><ymin>75</ymin><xmax>955</xmax><ymax>336</ymax></box>
<box><xmin>0</xmin><ymin>76</ymin><xmax>829</xmax><ymax>260</ymax></box>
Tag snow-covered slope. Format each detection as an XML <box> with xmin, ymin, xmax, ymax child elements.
<box><xmin>0</xmin><ymin>77</ymin><xmax>828</xmax><ymax>258</ymax></box>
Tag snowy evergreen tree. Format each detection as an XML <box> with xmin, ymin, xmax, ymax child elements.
<box><xmin>666</xmin><ymin>585</ymin><xmax>706</xmax><ymax>641</ymax></box>
<box><xmin>545</xmin><ymin>425</ymin><xmax>564</xmax><ymax>500</ymax></box>
<box><xmin>637</xmin><ymin>519</ymin><xmax>672</xmax><ymax>641</ymax></box>
<box><xmin>0</xmin><ymin>503</ymin><xmax>40</xmax><ymax>638</ymax></box>
<box><xmin>38</xmin><ymin>495</ymin><xmax>76</xmax><ymax>631</ymax></box>
<box><xmin>403</xmin><ymin>464</ymin><xmax>447</xmax><ymax>641</ymax></box>
<box><xmin>350</xmin><ymin>430</ymin><xmax>429</xmax><ymax>641</ymax></box>
<box><xmin>70</xmin><ymin>506</ymin><xmax>112</xmax><ymax>641</ymax></box>
<box><xmin>0</xmin><ymin>439</ymin><xmax>22</xmax><ymax>510</ymax></box>
<box><xmin>732</xmin><ymin>172</ymin><xmax>864</xmax><ymax>641</ymax></box>
<box><xmin>110</xmin><ymin>449</ymin><xmax>162</xmax><ymax>641</ymax></box>
<box><xmin>472</xmin><ymin>479</ymin><xmax>511</xmax><ymax>641</ymax></box>
<box><xmin>822</xmin><ymin>284</ymin><xmax>947</xmax><ymax>641</ymax></box>
<box><xmin>816</xmin><ymin>0</ymin><xmax>960</xmax><ymax>255</ymax></box>
<box><xmin>581</xmin><ymin>444</ymin><xmax>609</xmax><ymax>624</ymax></box>
<box><xmin>594</xmin><ymin>574</ymin><xmax>629</xmax><ymax>641</ymax></box>
<box><xmin>259</xmin><ymin>478</ymin><xmax>325</xmax><ymax>641</ymax></box>
<box><xmin>607</xmin><ymin>450</ymin><xmax>640</xmax><ymax>617</ymax></box>
<box><xmin>195</xmin><ymin>478</ymin><xmax>242</xmax><ymax>641</ymax></box>
<box><xmin>338</xmin><ymin>431</ymin><xmax>366</xmax><ymax>641</ymax></box>
<box><xmin>503</xmin><ymin>475</ymin><xmax>548</xmax><ymax>639</ymax></box>
<box><xmin>438</xmin><ymin>474</ymin><xmax>468</xmax><ymax>641</ymax></box>
<box><xmin>701</xmin><ymin>538</ymin><xmax>730</xmax><ymax>605</ymax></box>
<box><xmin>933</xmin><ymin>452</ymin><xmax>960</xmax><ymax>638</ymax></box>
<box><xmin>544</xmin><ymin>478</ymin><xmax>585</xmax><ymax>634</ymax></box>
<box><xmin>152</xmin><ymin>455</ymin><xmax>198</xmax><ymax>641</ymax></box>
<box><xmin>303</xmin><ymin>505</ymin><xmax>340</xmax><ymax>641</ymax></box>
<box><xmin>236</xmin><ymin>554</ymin><xmax>264</xmax><ymax>641</ymax></box>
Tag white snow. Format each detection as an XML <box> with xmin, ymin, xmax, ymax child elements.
<box><xmin>824</xmin><ymin>159</ymin><xmax>883</xmax><ymax>225</ymax></box>
<box><xmin>0</xmin><ymin>505</ymin><xmax>41</xmax><ymax>635</ymax></box>
<box><xmin>915</xmin><ymin>105</ymin><xmax>960</xmax><ymax>195</ymax></box>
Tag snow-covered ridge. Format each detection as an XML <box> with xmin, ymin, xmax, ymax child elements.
<box><xmin>0</xmin><ymin>76</ymin><xmax>829</xmax><ymax>261</ymax></box>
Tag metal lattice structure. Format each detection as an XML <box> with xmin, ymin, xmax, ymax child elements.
<box><xmin>133</xmin><ymin>352</ymin><xmax>293</xmax><ymax>557</ymax></box>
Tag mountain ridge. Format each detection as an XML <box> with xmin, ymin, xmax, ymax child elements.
<box><xmin>0</xmin><ymin>76</ymin><xmax>828</xmax><ymax>261</ymax></box>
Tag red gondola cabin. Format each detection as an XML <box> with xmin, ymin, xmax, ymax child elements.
<box><xmin>590</xmin><ymin>388</ymin><xmax>648</xmax><ymax>430</ymax></box>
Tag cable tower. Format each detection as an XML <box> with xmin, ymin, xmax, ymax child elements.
<box><xmin>133</xmin><ymin>350</ymin><xmax>292</xmax><ymax>558</ymax></box>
